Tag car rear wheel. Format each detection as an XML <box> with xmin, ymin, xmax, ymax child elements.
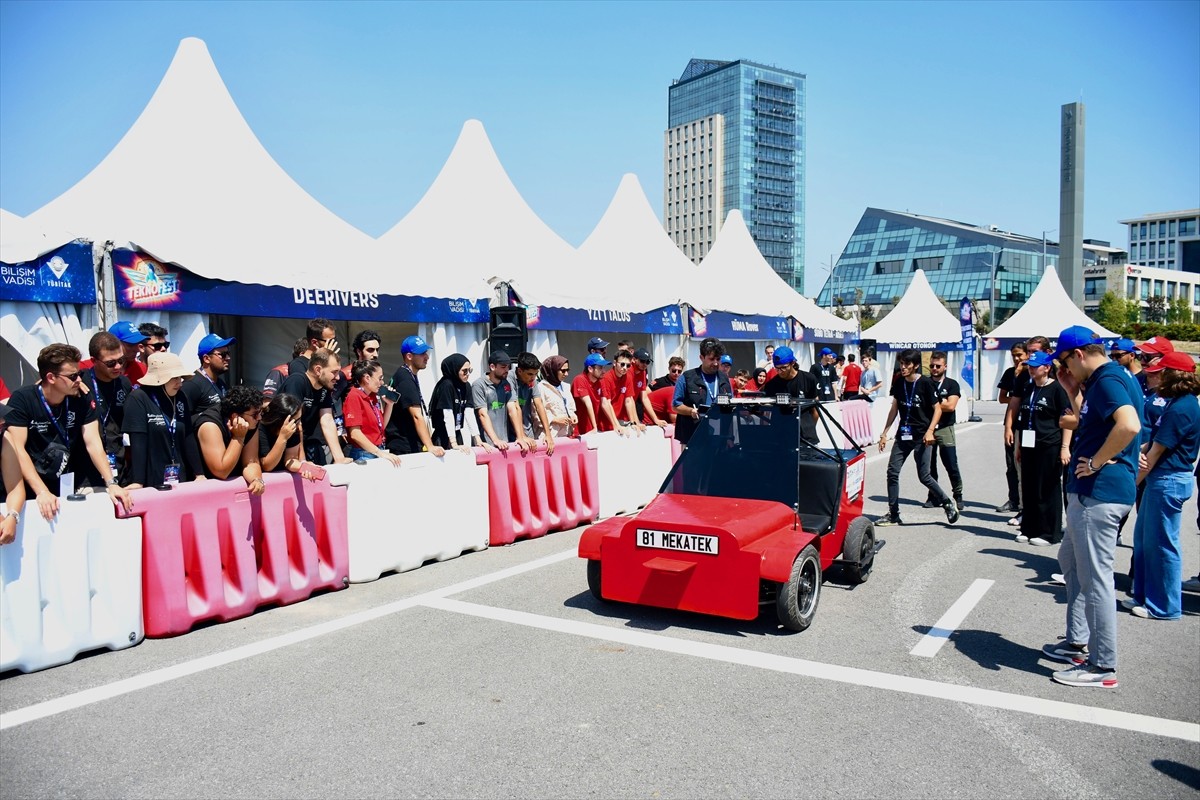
<box><xmin>777</xmin><ymin>545</ymin><xmax>821</xmax><ymax>631</ymax></box>
<box><xmin>842</xmin><ymin>516</ymin><xmax>875</xmax><ymax>584</ymax></box>
<box><xmin>586</xmin><ymin>560</ymin><xmax>605</xmax><ymax>602</ymax></box>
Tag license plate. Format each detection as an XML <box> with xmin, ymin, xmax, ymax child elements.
<box><xmin>635</xmin><ymin>528</ymin><xmax>719</xmax><ymax>556</ymax></box>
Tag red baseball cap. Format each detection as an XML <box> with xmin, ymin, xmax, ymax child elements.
<box><xmin>1142</xmin><ymin>351</ymin><xmax>1196</xmax><ymax>373</ymax></box>
<box><xmin>1136</xmin><ymin>336</ymin><xmax>1175</xmax><ymax>356</ymax></box>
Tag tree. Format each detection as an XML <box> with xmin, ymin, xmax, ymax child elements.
<box><xmin>1167</xmin><ymin>295</ymin><xmax>1192</xmax><ymax>324</ymax></box>
<box><xmin>1146</xmin><ymin>295</ymin><xmax>1168</xmax><ymax>324</ymax></box>
<box><xmin>1096</xmin><ymin>291</ymin><xmax>1131</xmax><ymax>332</ymax></box>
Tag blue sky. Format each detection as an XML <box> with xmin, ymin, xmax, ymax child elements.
<box><xmin>1</xmin><ymin>0</ymin><xmax>1197</xmax><ymax>295</ymax></box>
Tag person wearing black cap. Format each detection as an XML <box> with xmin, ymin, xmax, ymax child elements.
<box><xmin>810</xmin><ymin>348</ymin><xmax>838</xmax><ymax>402</ymax></box>
<box><xmin>182</xmin><ymin>332</ymin><xmax>236</xmax><ymax>422</ymax></box>
<box><xmin>876</xmin><ymin>349</ymin><xmax>959</xmax><ymax>527</ymax></box>
<box><xmin>587</xmin><ymin>337</ymin><xmax>609</xmax><ymax>358</ymax></box>
<box><xmin>672</xmin><ymin>337</ymin><xmax>732</xmax><ymax>446</ymax></box>
<box><xmin>472</xmin><ymin>350</ymin><xmax>516</xmax><ymax>448</ymax></box>
<box><xmin>632</xmin><ymin>348</ymin><xmax>666</xmax><ymax>428</ymax></box>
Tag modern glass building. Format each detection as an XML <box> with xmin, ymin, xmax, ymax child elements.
<box><xmin>666</xmin><ymin>58</ymin><xmax>806</xmax><ymax>292</ymax></box>
<box><xmin>817</xmin><ymin>208</ymin><xmax>1063</xmax><ymax>324</ymax></box>
<box><xmin>1119</xmin><ymin>209</ymin><xmax>1200</xmax><ymax>273</ymax></box>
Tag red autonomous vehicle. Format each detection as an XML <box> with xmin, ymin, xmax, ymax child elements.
<box><xmin>579</xmin><ymin>397</ymin><xmax>875</xmax><ymax>631</ymax></box>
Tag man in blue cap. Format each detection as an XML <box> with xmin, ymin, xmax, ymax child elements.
<box><xmin>810</xmin><ymin>347</ymin><xmax>838</xmax><ymax>402</ymax></box>
<box><xmin>384</xmin><ymin>335</ymin><xmax>444</xmax><ymax>457</ymax></box>
<box><xmin>97</xmin><ymin>321</ymin><xmax>149</xmax><ymax>385</ymax></box>
<box><xmin>1108</xmin><ymin>337</ymin><xmax>1146</xmax><ymax>396</ymax></box>
<box><xmin>182</xmin><ymin>333</ymin><xmax>235</xmax><ymax>420</ymax></box>
<box><xmin>1040</xmin><ymin>325</ymin><xmax>1140</xmax><ymax>688</ymax></box>
<box><xmin>761</xmin><ymin>346</ymin><xmax>819</xmax><ymax>442</ymax></box>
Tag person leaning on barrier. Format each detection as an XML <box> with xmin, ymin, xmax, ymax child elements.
<box><xmin>600</xmin><ymin>350</ymin><xmax>642</xmax><ymax>435</ymax></box>
<box><xmin>86</xmin><ymin>321</ymin><xmax>148</xmax><ymax>385</ymax></box>
<box><xmin>431</xmin><ymin>354</ymin><xmax>488</xmax><ymax>453</ymax></box>
<box><xmin>473</xmin><ymin>350</ymin><xmax>516</xmax><ymax>449</ymax></box>
<box><xmin>384</xmin><ymin>336</ymin><xmax>444</xmax><ymax>458</ymax></box>
<box><xmin>77</xmin><ymin>330</ymin><xmax>133</xmax><ymax>490</ymax></box>
<box><xmin>1</xmin><ymin>401</ymin><xmax>28</xmax><ymax>545</ymax></box>
<box><xmin>182</xmin><ymin>332</ymin><xmax>235</xmax><ymax>422</ymax></box>
<box><xmin>672</xmin><ymin>337</ymin><xmax>732</xmax><ymax>446</ymax></box>
<box><xmin>122</xmin><ymin>352</ymin><xmax>196</xmax><ymax>490</ymax></box>
<box><xmin>257</xmin><ymin>393</ymin><xmax>319</xmax><ymax>480</ymax></box>
<box><xmin>633</xmin><ymin>348</ymin><xmax>667</xmax><ymax>428</ymax></box>
<box><xmin>263</xmin><ymin>337</ymin><xmax>309</xmax><ymax>400</ymax></box>
<box><xmin>536</xmin><ymin>355</ymin><xmax>577</xmax><ymax>440</ymax></box>
<box><xmin>344</xmin><ymin>359</ymin><xmax>402</xmax><ymax>466</ymax></box>
<box><xmin>280</xmin><ymin>347</ymin><xmax>351</xmax><ymax>466</ymax></box>
<box><xmin>508</xmin><ymin>351</ymin><xmax>554</xmax><ymax>455</ymax></box>
<box><xmin>4</xmin><ymin>344</ymin><xmax>133</xmax><ymax>519</ymax></box>
<box><xmin>192</xmin><ymin>384</ymin><xmax>267</xmax><ymax>494</ymax></box>
<box><xmin>572</xmin><ymin>353</ymin><xmax>610</xmax><ymax>436</ymax></box>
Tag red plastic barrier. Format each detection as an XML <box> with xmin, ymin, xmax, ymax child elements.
<box><xmin>119</xmin><ymin>473</ymin><xmax>349</xmax><ymax>637</ymax></box>
<box><xmin>474</xmin><ymin>438</ymin><xmax>599</xmax><ymax>545</ymax></box>
<box><xmin>664</xmin><ymin>424</ymin><xmax>682</xmax><ymax>465</ymax></box>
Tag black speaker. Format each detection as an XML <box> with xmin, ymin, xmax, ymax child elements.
<box><xmin>859</xmin><ymin>338</ymin><xmax>877</xmax><ymax>358</ymax></box>
<box><xmin>489</xmin><ymin>306</ymin><xmax>527</xmax><ymax>359</ymax></box>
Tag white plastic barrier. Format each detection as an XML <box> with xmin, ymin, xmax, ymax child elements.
<box><xmin>1</xmin><ymin>494</ymin><xmax>144</xmax><ymax>673</ymax></box>
<box><xmin>326</xmin><ymin>450</ymin><xmax>489</xmax><ymax>583</ymax></box>
<box><xmin>583</xmin><ymin>427</ymin><xmax>675</xmax><ymax>519</ymax></box>
<box><xmin>818</xmin><ymin>399</ymin><xmax>875</xmax><ymax>450</ymax></box>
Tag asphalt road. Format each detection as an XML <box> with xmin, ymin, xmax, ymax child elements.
<box><xmin>2</xmin><ymin>401</ymin><xmax>1198</xmax><ymax>799</ymax></box>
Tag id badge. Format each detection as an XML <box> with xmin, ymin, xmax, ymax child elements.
<box><xmin>899</xmin><ymin>425</ymin><xmax>913</xmax><ymax>441</ymax></box>
<box><xmin>1021</xmin><ymin>430</ymin><xmax>1036</xmax><ymax>448</ymax></box>
<box><xmin>60</xmin><ymin>472</ymin><xmax>75</xmax><ymax>496</ymax></box>
<box><xmin>163</xmin><ymin>463</ymin><xmax>180</xmax><ymax>485</ymax></box>
<box><xmin>107</xmin><ymin>453</ymin><xmax>119</xmax><ymax>475</ymax></box>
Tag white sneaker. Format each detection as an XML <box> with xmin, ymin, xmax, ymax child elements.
<box><xmin>1008</xmin><ymin>515</ymin><xmax>1023</xmax><ymax>527</ymax></box>
<box><xmin>1050</xmin><ymin>573</ymin><xmax>1066</xmax><ymax>586</ymax></box>
<box><xmin>1120</xmin><ymin>597</ymin><xmax>1140</xmax><ymax>611</ymax></box>
<box><xmin>1028</xmin><ymin>537</ymin><xmax>1052</xmax><ymax>547</ymax></box>
<box><xmin>1015</xmin><ymin>533</ymin><xmax>1029</xmax><ymax>543</ymax></box>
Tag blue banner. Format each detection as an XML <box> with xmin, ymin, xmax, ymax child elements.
<box><xmin>112</xmin><ymin>248</ymin><xmax>489</xmax><ymax>323</ymax></box>
<box><xmin>792</xmin><ymin>319</ymin><xmax>855</xmax><ymax>345</ymax></box>
<box><xmin>0</xmin><ymin>241</ymin><xmax>96</xmax><ymax>304</ymax></box>
<box><xmin>525</xmin><ymin>302</ymin><xmax>684</xmax><ymax>334</ymax></box>
<box><xmin>959</xmin><ymin>297</ymin><xmax>975</xmax><ymax>393</ymax></box>
<box><xmin>872</xmin><ymin>340</ymin><xmax>965</xmax><ymax>352</ymax></box>
<box><xmin>688</xmin><ymin>310</ymin><xmax>791</xmax><ymax>340</ymax></box>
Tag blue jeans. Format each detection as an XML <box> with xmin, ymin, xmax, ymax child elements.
<box><xmin>1131</xmin><ymin>471</ymin><xmax>1192</xmax><ymax>619</ymax></box>
<box><xmin>1060</xmin><ymin>493</ymin><xmax>1130</xmax><ymax>671</ymax></box>
<box><xmin>346</xmin><ymin>446</ymin><xmax>378</xmax><ymax>461</ymax></box>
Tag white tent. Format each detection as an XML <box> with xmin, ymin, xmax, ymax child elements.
<box><xmin>576</xmin><ymin>173</ymin><xmax>697</xmax><ymax>365</ymax></box>
<box><xmin>690</xmin><ymin>210</ymin><xmax>855</xmax><ymax>366</ymax></box>
<box><xmin>979</xmin><ymin>266</ymin><xmax>1119</xmax><ymax>398</ymax></box>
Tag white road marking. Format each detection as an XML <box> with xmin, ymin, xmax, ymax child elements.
<box><xmin>0</xmin><ymin>549</ymin><xmax>577</xmax><ymax>731</ymax></box>
<box><xmin>910</xmin><ymin>578</ymin><xmax>995</xmax><ymax>657</ymax></box>
<box><xmin>422</xmin><ymin>597</ymin><xmax>1200</xmax><ymax>744</ymax></box>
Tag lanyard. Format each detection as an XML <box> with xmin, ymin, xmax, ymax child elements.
<box><xmin>1027</xmin><ymin>382</ymin><xmax>1047</xmax><ymax>429</ymax></box>
<box><xmin>150</xmin><ymin>392</ymin><xmax>179</xmax><ymax>460</ymax></box>
<box><xmin>197</xmin><ymin>369</ymin><xmax>225</xmax><ymax>398</ymax></box>
<box><xmin>702</xmin><ymin>373</ymin><xmax>718</xmax><ymax>404</ymax></box>
<box><xmin>36</xmin><ymin>385</ymin><xmax>71</xmax><ymax>444</ymax></box>
<box><xmin>89</xmin><ymin>371</ymin><xmax>112</xmax><ymax>428</ymax></box>
<box><xmin>900</xmin><ymin>378</ymin><xmax>917</xmax><ymax>422</ymax></box>
<box><xmin>405</xmin><ymin>366</ymin><xmax>428</xmax><ymax>415</ymax></box>
<box><xmin>358</xmin><ymin>387</ymin><xmax>384</xmax><ymax>430</ymax></box>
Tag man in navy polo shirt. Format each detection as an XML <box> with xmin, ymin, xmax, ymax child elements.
<box><xmin>1041</xmin><ymin>326</ymin><xmax>1140</xmax><ymax>689</ymax></box>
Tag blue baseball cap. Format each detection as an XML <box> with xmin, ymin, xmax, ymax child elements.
<box><xmin>1109</xmin><ymin>338</ymin><xmax>1136</xmax><ymax>353</ymax></box>
<box><xmin>108</xmin><ymin>320</ymin><xmax>148</xmax><ymax>344</ymax></box>
<box><xmin>584</xmin><ymin>353</ymin><xmax>611</xmax><ymax>368</ymax></box>
<box><xmin>819</xmin><ymin>347</ymin><xmax>836</xmax><ymax>357</ymax></box>
<box><xmin>1053</xmin><ymin>325</ymin><xmax>1097</xmax><ymax>360</ymax></box>
<box><xmin>401</xmin><ymin>335</ymin><xmax>431</xmax><ymax>355</ymax></box>
<box><xmin>1025</xmin><ymin>351</ymin><xmax>1054</xmax><ymax>368</ymax></box>
<box><xmin>720</xmin><ymin>354</ymin><xmax>733</xmax><ymax>365</ymax></box>
<box><xmin>772</xmin><ymin>346</ymin><xmax>797</xmax><ymax>366</ymax></box>
<box><xmin>197</xmin><ymin>333</ymin><xmax>235</xmax><ymax>357</ymax></box>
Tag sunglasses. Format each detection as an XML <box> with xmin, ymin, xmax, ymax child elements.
<box><xmin>210</xmin><ymin>350</ymin><xmax>231</xmax><ymax>359</ymax></box>
<box><xmin>669</xmin><ymin>368</ymin><xmax>683</xmax><ymax>374</ymax></box>
<box><xmin>460</xmin><ymin>367</ymin><xmax>474</xmax><ymax>374</ymax></box>
<box><xmin>558</xmin><ymin>367</ymin><xmax>570</xmax><ymax>373</ymax></box>
<box><xmin>99</xmin><ymin>357</ymin><xmax>124</xmax><ymax>369</ymax></box>
<box><xmin>56</xmin><ymin>371</ymin><xmax>83</xmax><ymax>382</ymax></box>
<box><xmin>148</xmin><ymin>342</ymin><xmax>171</xmax><ymax>351</ymax></box>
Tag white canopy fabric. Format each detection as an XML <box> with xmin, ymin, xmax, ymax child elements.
<box><xmin>577</xmin><ymin>173</ymin><xmax>696</xmax><ymax>311</ymax></box>
<box><xmin>378</xmin><ymin>119</ymin><xmax>580</xmax><ymax>306</ymax></box>
<box><xmin>862</xmin><ymin>268</ymin><xmax>961</xmax><ymax>345</ymax></box>
<box><xmin>988</xmin><ymin>266</ymin><xmax>1118</xmax><ymax>339</ymax></box>
<box><xmin>0</xmin><ymin>209</ymin><xmax>82</xmax><ymax>264</ymax></box>
<box><xmin>691</xmin><ymin>210</ymin><xmax>855</xmax><ymax>333</ymax></box>
<box><xmin>23</xmin><ymin>37</ymin><xmax>377</xmax><ymax>291</ymax></box>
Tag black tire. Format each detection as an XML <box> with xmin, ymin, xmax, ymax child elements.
<box><xmin>586</xmin><ymin>560</ymin><xmax>605</xmax><ymax>602</ymax></box>
<box><xmin>776</xmin><ymin>544</ymin><xmax>821</xmax><ymax>631</ymax></box>
<box><xmin>841</xmin><ymin>516</ymin><xmax>875</xmax><ymax>585</ymax></box>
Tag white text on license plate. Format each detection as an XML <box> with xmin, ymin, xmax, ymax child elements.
<box><xmin>635</xmin><ymin>528</ymin><xmax>719</xmax><ymax>555</ymax></box>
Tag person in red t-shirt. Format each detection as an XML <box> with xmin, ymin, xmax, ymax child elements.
<box><xmin>631</xmin><ymin>348</ymin><xmax>666</xmax><ymax>428</ymax></box>
<box><xmin>572</xmin><ymin>353</ymin><xmax>611</xmax><ymax>434</ymax></box>
<box><xmin>648</xmin><ymin>385</ymin><xmax>676</xmax><ymax>424</ymax></box>
<box><xmin>342</xmin><ymin>360</ymin><xmax>401</xmax><ymax>465</ymax></box>
<box><xmin>840</xmin><ymin>353</ymin><xmax>863</xmax><ymax>400</ymax></box>
<box><xmin>600</xmin><ymin>352</ymin><xmax>643</xmax><ymax>432</ymax></box>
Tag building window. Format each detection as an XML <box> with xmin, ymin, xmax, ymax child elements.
<box><xmin>1168</xmin><ymin>282</ymin><xmax>1177</xmax><ymax>300</ymax></box>
<box><xmin>1150</xmin><ymin>242</ymin><xmax>1157</xmax><ymax>258</ymax></box>
<box><xmin>1126</xmin><ymin>277</ymin><xmax>1137</xmax><ymax>296</ymax></box>
<box><xmin>1140</xmin><ymin>222</ymin><xmax>1148</xmax><ymax>238</ymax></box>
<box><xmin>1153</xmin><ymin>280</ymin><xmax>1164</xmax><ymax>297</ymax></box>
<box><xmin>1194</xmin><ymin>285</ymin><xmax>1200</xmax><ymax>305</ymax></box>
<box><xmin>1169</xmin><ymin>219</ymin><xmax>1177</xmax><ymax>237</ymax></box>
<box><xmin>874</xmin><ymin>259</ymin><xmax>905</xmax><ymax>275</ymax></box>
<box><xmin>1159</xmin><ymin>221</ymin><xmax>1167</xmax><ymax>238</ymax></box>
<box><xmin>1084</xmin><ymin>278</ymin><xmax>1102</xmax><ymax>298</ymax></box>
<box><xmin>914</xmin><ymin>256</ymin><xmax>943</xmax><ymax>271</ymax></box>
<box><xmin>1169</xmin><ymin>242</ymin><xmax>1177</xmax><ymax>258</ymax></box>
<box><xmin>1181</xmin><ymin>219</ymin><xmax>1198</xmax><ymax>236</ymax></box>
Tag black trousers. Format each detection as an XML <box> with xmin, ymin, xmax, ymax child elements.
<box><xmin>1020</xmin><ymin>444</ymin><xmax>1063</xmax><ymax>542</ymax></box>
<box><xmin>886</xmin><ymin>439</ymin><xmax>950</xmax><ymax>512</ymax></box>
<box><xmin>927</xmin><ymin>430</ymin><xmax>963</xmax><ymax>500</ymax></box>
<box><xmin>1003</xmin><ymin>439</ymin><xmax>1021</xmax><ymax>508</ymax></box>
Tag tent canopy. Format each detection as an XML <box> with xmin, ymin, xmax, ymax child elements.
<box><xmin>0</xmin><ymin>209</ymin><xmax>82</xmax><ymax>264</ymax></box>
<box><xmin>24</xmin><ymin>38</ymin><xmax>377</xmax><ymax>292</ymax></box>
<box><xmin>988</xmin><ymin>265</ymin><xmax>1118</xmax><ymax>339</ymax></box>
<box><xmin>864</xmin><ymin>268</ymin><xmax>961</xmax><ymax>346</ymax></box>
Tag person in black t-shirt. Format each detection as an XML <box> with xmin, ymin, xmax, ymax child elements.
<box><xmin>384</xmin><ymin>336</ymin><xmax>445</xmax><ymax>457</ymax></box>
<box><xmin>760</xmin><ymin>346</ymin><xmax>820</xmax><ymax>443</ymax></box>
<box><xmin>924</xmin><ymin>350</ymin><xmax>964</xmax><ymax>510</ymax></box>
<box><xmin>192</xmin><ymin>385</ymin><xmax>265</xmax><ymax>494</ymax></box>
<box><xmin>4</xmin><ymin>344</ymin><xmax>132</xmax><ymax>520</ymax></box>
<box><xmin>78</xmin><ymin>330</ymin><xmax>133</xmax><ymax>489</ymax></box>
<box><xmin>810</xmin><ymin>348</ymin><xmax>839</xmax><ymax>402</ymax></box>
<box><xmin>1003</xmin><ymin>335</ymin><xmax>1050</xmax><ymax>526</ymax></box>
<box><xmin>257</xmin><ymin>393</ymin><xmax>318</xmax><ymax>480</ymax></box>
<box><xmin>279</xmin><ymin>348</ymin><xmax>349</xmax><ymax>466</ymax></box>
<box><xmin>123</xmin><ymin>353</ymin><xmax>196</xmax><ymax>489</ymax></box>
<box><xmin>650</xmin><ymin>356</ymin><xmax>685</xmax><ymax>392</ymax></box>
<box><xmin>182</xmin><ymin>332</ymin><xmax>235</xmax><ymax>422</ymax></box>
<box><xmin>996</xmin><ymin>342</ymin><xmax>1028</xmax><ymax>513</ymax></box>
<box><xmin>1013</xmin><ymin>351</ymin><xmax>1072</xmax><ymax>545</ymax></box>
<box><xmin>876</xmin><ymin>349</ymin><xmax>958</xmax><ymax>527</ymax></box>
<box><xmin>287</xmin><ymin>317</ymin><xmax>338</xmax><ymax>379</ymax></box>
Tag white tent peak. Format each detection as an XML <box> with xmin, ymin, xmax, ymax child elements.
<box><xmin>0</xmin><ymin>208</ymin><xmax>84</xmax><ymax>264</ymax></box>
<box><xmin>988</xmin><ymin>266</ymin><xmax>1118</xmax><ymax>339</ymax></box>
<box><xmin>25</xmin><ymin>36</ymin><xmax>376</xmax><ymax>289</ymax></box>
<box><xmin>378</xmin><ymin>119</ymin><xmax>579</xmax><ymax>305</ymax></box>
<box><xmin>576</xmin><ymin>173</ymin><xmax>695</xmax><ymax>310</ymax></box>
<box><xmin>864</xmin><ymin>268</ymin><xmax>961</xmax><ymax>344</ymax></box>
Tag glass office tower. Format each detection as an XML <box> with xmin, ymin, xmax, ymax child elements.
<box><xmin>666</xmin><ymin>58</ymin><xmax>806</xmax><ymax>292</ymax></box>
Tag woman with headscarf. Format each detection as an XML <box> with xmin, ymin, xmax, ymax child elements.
<box><xmin>537</xmin><ymin>355</ymin><xmax>577</xmax><ymax>440</ymax></box>
<box><xmin>430</xmin><ymin>353</ymin><xmax>487</xmax><ymax>453</ymax></box>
